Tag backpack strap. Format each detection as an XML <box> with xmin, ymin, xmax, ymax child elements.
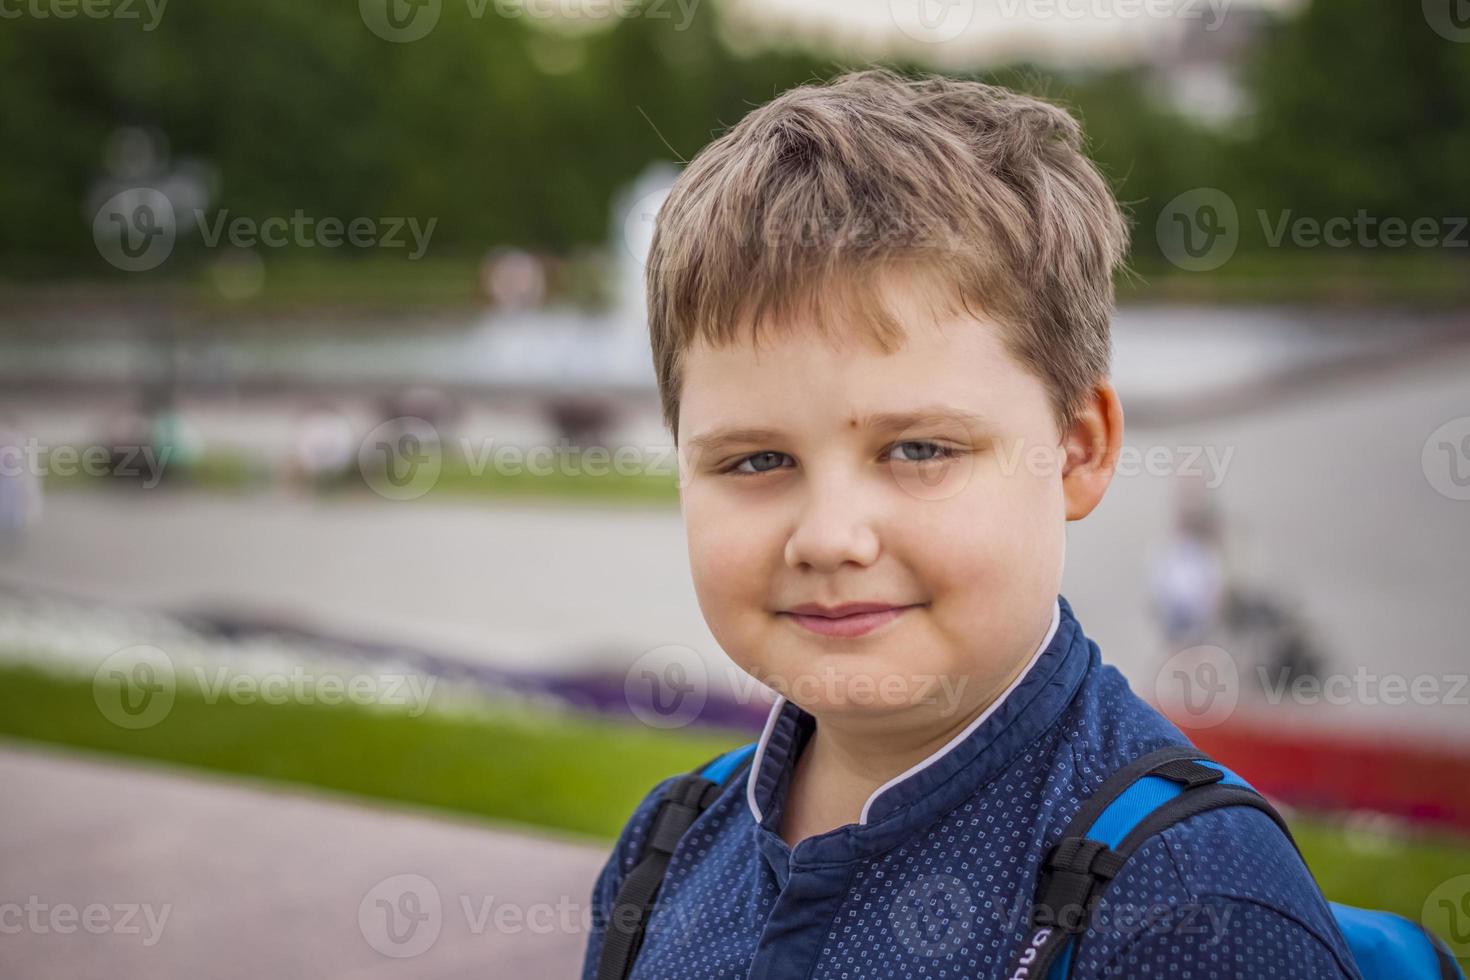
<box><xmin>1009</xmin><ymin>745</ymin><xmax>1300</xmax><ymax>980</ymax></box>
<box><xmin>596</xmin><ymin>742</ymin><xmax>757</xmax><ymax>980</ymax></box>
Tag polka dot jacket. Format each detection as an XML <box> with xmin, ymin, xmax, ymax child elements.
<box><xmin>581</xmin><ymin>594</ymin><xmax>1361</xmax><ymax>980</ymax></box>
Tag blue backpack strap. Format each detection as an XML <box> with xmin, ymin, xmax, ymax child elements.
<box><xmin>596</xmin><ymin>741</ymin><xmax>757</xmax><ymax>980</ymax></box>
<box><xmin>699</xmin><ymin>741</ymin><xmax>757</xmax><ymax>784</ymax></box>
<box><xmin>1011</xmin><ymin>747</ymin><xmax>1468</xmax><ymax>980</ymax></box>
<box><xmin>1009</xmin><ymin>745</ymin><xmax>1299</xmax><ymax>980</ymax></box>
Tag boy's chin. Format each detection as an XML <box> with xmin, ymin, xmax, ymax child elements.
<box><xmin>757</xmin><ymin>665</ymin><xmax>972</xmax><ymax>719</ymax></box>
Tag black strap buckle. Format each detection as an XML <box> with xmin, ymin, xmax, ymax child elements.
<box><xmin>1033</xmin><ymin>837</ymin><xmax>1123</xmax><ymax>932</ymax></box>
<box><xmin>1152</xmin><ymin>759</ymin><xmax>1225</xmax><ymax>789</ymax></box>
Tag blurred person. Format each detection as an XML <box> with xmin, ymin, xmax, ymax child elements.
<box><xmin>1148</xmin><ymin>475</ymin><xmax>1227</xmax><ymax>650</ymax></box>
<box><xmin>0</xmin><ymin>415</ymin><xmax>42</xmax><ymax>552</ymax></box>
<box><xmin>287</xmin><ymin>407</ymin><xmax>356</xmax><ymax>493</ymax></box>
<box><xmin>1149</xmin><ymin>477</ymin><xmax>1326</xmax><ymax>687</ymax></box>
<box><xmin>480</xmin><ymin>247</ymin><xmax>547</xmax><ymax>310</ymax></box>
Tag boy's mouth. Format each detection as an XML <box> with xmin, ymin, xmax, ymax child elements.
<box><xmin>778</xmin><ymin>601</ymin><xmax>924</xmax><ymax>639</ymax></box>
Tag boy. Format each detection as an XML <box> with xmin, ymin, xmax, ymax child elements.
<box><xmin>582</xmin><ymin>69</ymin><xmax>1359</xmax><ymax>979</ymax></box>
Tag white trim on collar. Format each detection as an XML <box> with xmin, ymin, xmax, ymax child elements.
<box><xmin>745</xmin><ymin>597</ymin><xmax>1062</xmax><ymax>827</ymax></box>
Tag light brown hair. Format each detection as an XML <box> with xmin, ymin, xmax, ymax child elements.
<box><xmin>646</xmin><ymin>67</ymin><xmax>1131</xmax><ymax>444</ymax></box>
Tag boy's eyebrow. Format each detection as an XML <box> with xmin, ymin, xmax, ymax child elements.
<box><xmin>686</xmin><ymin>405</ymin><xmax>992</xmax><ymax>456</ymax></box>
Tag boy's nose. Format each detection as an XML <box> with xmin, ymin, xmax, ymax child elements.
<box><xmin>783</xmin><ymin>487</ymin><xmax>882</xmax><ymax>572</ymax></box>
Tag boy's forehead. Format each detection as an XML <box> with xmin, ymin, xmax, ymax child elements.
<box><xmin>678</xmin><ymin>306</ymin><xmax>1033</xmax><ymax>445</ymax></box>
<box><xmin>682</xmin><ymin>291</ymin><xmax>1015</xmax><ymax>387</ymax></box>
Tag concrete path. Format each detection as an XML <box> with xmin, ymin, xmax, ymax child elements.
<box><xmin>0</xmin><ymin>742</ymin><xmax>609</xmax><ymax>980</ymax></box>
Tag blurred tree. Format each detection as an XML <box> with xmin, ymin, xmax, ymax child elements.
<box><xmin>2</xmin><ymin>0</ymin><xmax>1465</xmax><ymax>278</ymax></box>
<box><xmin>1240</xmin><ymin>0</ymin><xmax>1470</xmax><ymax>223</ymax></box>
<box><xmin>0</xmin><ymin>0</ymin><xmax>824</xmax><ymax>274</ymax></box>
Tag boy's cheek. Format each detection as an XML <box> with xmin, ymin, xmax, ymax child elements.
<box><xmin>685</xmin><ymin>535</ymin><xmax>773</xmax><ymax>657</ymax></box>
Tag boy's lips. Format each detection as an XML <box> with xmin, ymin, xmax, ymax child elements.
<box><xmin>778</xmin><ymin>602</ymin><xmax>924</xmax><ymax>638</ymax></box>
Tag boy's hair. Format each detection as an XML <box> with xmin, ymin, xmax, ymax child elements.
<box><xmin>646</xmin><ymin>67</ymin><xmax>1131</xmax><ymax>443</ymax></box>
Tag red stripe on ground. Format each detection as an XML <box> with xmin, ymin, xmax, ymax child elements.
<box><xmin>1164</xmin><ymin>714</ymin><xmax>1470</xmax><ymax>833</ymax></box>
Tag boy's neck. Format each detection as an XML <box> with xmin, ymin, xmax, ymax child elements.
<box><xmin>778</xmin><ymin>609</ymin><xmax>1054</xmax><ymax>849</ymax></box>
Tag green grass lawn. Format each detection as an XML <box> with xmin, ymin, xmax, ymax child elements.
<box><xmin>1</xmin><ymin>661</ymin><xmax>1465</xmax><ymax>970</ymax></box>
<box><xmin>43</xmin><ymin>447</ymin><xmax>683</xmax><ymax>506</ymax></box>
<box><xmin>0</xmin><ymin>662</ymin><xmax>740</xmax><ymax>840</ymax></box>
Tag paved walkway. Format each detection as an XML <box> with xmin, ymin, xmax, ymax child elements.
<box><xmin>0</xmin><ymin>743</ymin><xmax>609</xmax><ymax>980</ymax></box>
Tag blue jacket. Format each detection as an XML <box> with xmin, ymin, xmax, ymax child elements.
<box><xmin>582</xmin><ymin>594</ymin><xmax>1360</xmax><ymax>979</ymax></box>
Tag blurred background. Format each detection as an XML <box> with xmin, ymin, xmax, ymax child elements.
<box><xmin>2</xmin><ymin>0</ymin><xmax>1469</xmax><ymax>975</ymax></box>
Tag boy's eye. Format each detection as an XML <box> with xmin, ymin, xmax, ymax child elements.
<box><xmin>724</xmin><ymin>442</ymin><xmax>963</xmax><ymax>476</ymax></box>
<box><xmin>729</xmin><ymin>451</ymin><xmax>790</xmax><ymax>475</ymax></box>
<box><xmin>886</xmin><ymin>440</ymin><xmax>959</xmax><ymax>464</ymax></box>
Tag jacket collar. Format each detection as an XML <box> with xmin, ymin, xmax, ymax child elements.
<box><xmin>743</xmin><ymin>594</ymin><xmax>1092</xmax><ymax>867</ymax></box>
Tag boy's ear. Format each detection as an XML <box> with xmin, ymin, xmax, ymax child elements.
<box><xmin>1060</xmin><ymin>380</ymin><xmax>1124</xmax><ymax>521</ymax></box>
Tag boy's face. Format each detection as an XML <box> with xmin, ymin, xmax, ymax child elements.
<box><xmin>677</xmin><ymin>269</ymin><xmax>1075</xmax><ymax>729</ymax></box>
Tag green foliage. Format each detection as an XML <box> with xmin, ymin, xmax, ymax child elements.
<box><xmin>2</xmin><ymin>0</ymin><xmax>1467</xmax><ymax>280</ymax></box>
<box><xmin>0</xmin><ymin>0</ymin><xmax>826</xmax><ymax>274</ymax></box>
<box><xmin>1242</xmin><ymin>0</ymin><xmax>1470</xmax><ymax>221</ymax></box>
